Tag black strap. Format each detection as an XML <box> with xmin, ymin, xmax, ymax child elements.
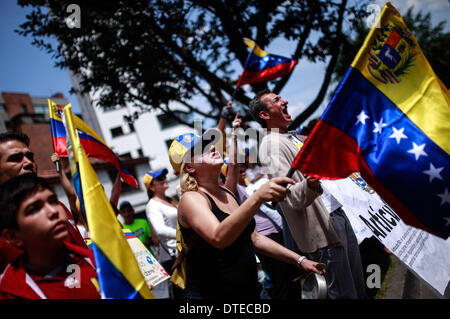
<box><xmin>171</xmin><ymin>187</ymin><xmax>236</xmax><ymax>271</ymax></box>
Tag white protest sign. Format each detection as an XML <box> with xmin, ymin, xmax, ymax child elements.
<box><xmin>321</xmin><ymin>173</ymin><xmax>450</xmax><ymax>297</ymax></box>
<box><xmin>123</xmin><ymin>229</ymin><xmax>170</xmax><ymax>288</ymax></box>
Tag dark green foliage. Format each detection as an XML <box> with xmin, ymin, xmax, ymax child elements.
<box><xmin>17</xmin><ymin>0</ymin><xmax>367</xmax><ymax>127</ymax></box>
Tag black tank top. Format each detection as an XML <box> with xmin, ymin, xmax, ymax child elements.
<box><xmin>179</xmin><ymin>189</ymin><xmax>259</xmax><ymax>299</ymax></box>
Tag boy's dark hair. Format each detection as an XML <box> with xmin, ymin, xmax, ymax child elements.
<box><xmin>0</xmin><ymin>174</ymin><xmax>54</xmax><ymax>232</ymax></box>
<box><xmin>0</xmin><ymin>132</ymin><xmax>30</xmax><ymax>147</ymax></box>
<box><xmin>119</xmin><ymin>201</ymin><xmax>133</xmax><ymax>211</ymax></box>
<box><xmin>249</xmin><ymin>89</ymin><xmax>270</xmax><ymax>128</ymax></box>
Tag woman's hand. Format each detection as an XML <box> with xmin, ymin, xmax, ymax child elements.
<box><xmin>253</xmin><ymin>176</ymin><xmax>295</xmax><ymax>204</ymax></box>
<box><xmin>299</xmin><ymin>258</ymin><xmax>326</xmax><ymax>275</ymax></box>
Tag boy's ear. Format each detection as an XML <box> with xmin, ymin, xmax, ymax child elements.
<box><xmin>1</xmin><ymin>229</ymin><xmax>23</xmax><ymax>248</ymax></box>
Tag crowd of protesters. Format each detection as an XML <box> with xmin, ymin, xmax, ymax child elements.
<box><xmin>0</xmin><ymin>90</ymin><xmax>371</xmax><ymax>299</ymax></box>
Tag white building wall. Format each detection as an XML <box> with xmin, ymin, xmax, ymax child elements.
<box><xmin>88</xmin><ymin>95</ymin><xmax>193</xmax><ymax>197</ymax></box>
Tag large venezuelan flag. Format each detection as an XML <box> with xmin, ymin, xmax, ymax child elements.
<box><xmin>236</xmin><ymin>38</ymin><xmax>298</xmax><ymax>86</ymax></box>
<box><xmin>292</xmin><ymin>3</ymin><xmax>450</xmax><ymax>239</ymax></box>
<box><xmin>48</xmin><ymin>100</ymin><xmax>137</xmax><ymax>188</ymax></box>
<box><xmin>64</xmin><ymin>105</ymin><xmax>153</xmax><ymax>299</ymax></box>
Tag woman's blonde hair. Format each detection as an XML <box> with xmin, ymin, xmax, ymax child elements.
<box><xmin>179</xmin><ymin>162</ymin><xmax>198</xmax><ymax>193</ymax></box>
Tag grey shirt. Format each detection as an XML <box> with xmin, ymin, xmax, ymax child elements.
<box><xmin>259</xmin><ymin>130</ymin><xmax>340</xmax><ymax>253</ymax></box>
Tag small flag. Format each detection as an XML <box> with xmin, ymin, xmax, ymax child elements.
<box><xmin>47</xmin><ymin>100</ymin><xmax>138</xmax><ymax>188</ymax></box>
<box><xmin>236</xmin><ymin>38</ymin><xmax>298</xmax><ymax>86</ymax></box>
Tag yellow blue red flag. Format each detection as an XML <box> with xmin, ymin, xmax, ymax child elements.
<box><xmin>47</xmin><ymin>99</ymin><xmax>137</xmax><ymax>188</ymax></box>
<box><xmin>63</xmin><ymin>105</ymin><xmax>153</xmax><ymax>299</ymax></box>
<box><xmin>292</xmin><ymin>2</ymin><xmax>450</xmax><ymax>239</ymax></box>
<box><xmin>237</xmin><ymin>38</ymin><xmax>298</xmax><ymax>86</ymax></box>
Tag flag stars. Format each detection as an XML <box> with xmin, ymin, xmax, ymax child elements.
<box><xmin>437</xmin><ymin>188</ymin><xmax>450</xmax><ymax>206</ymax></box>
<box><xmin>373</xmin><ymin>117</ymin><xmax>388</xmax><ymax>133</ymax></box>
<box><xmin>407</xmin><ymin>142</ymin><xmax>428</xmax><ymax>161</ymax></box>
<box><xmin>422</xmin><ymin>163</ymin><xmax>444</xmax><ymax>183</ymax></box>
<box><xmin>389</xmin><ymin>127</ymin><xmax>408</xmax><ymax>144</ymax></box>
<box><xmin>356</xmin><ymin>110</ymin><xmax>370</xmax><ymax>125</ymax></box>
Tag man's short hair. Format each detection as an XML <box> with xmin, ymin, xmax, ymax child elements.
<box><xmin>0</xmin><ymin>132</ymin><xmax>30</xmax><ymax>147</ymax></box>
<box><xmin>249</xmin><ymin>89</ymin><xmax>270</xmax><ymax>128</ymax></box>
<box><xmin>0</xmin><ymin>174</ymin><xmax>53</xmax><ymax>232</ymax></box>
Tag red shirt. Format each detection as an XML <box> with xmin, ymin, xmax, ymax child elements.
<box><xmin>0</xmin><ymin>242</ymin><xmax>100</xmax><ymax>299</ymax></box>
<box><xmin>0</xmin><ymin>202</ymin><xmax>87</xmax><ymax>273</ymax></box>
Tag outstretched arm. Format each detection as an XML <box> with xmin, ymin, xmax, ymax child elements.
<box><xmin>224</xmin><ymin>112</ymin><xmax>242</xmax><ymax>195</ymax></box>
<box><xmin>110</xmin><ymin>173</ymin><xmax>122</xmax><ymax>215</ymax></box>
<box><xmin>178</xmin><ymin>177</ymin><xmax>294</xmax><ymax>249</ymax></box>
<box><xmin>51</xmin><ymin>153</ymin><xmax>83</xmax><ymax>224</ymax></box>
<box><xmin>251</xmin><ymin>231</ymin><xmax>326</xmax><ymax>275</ymax></box>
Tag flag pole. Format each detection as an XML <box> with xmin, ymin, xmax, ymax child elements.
<box><xmin>231</xmin><ymin>38</ymin><xmax>257</xmax><ymax>109</ymax></box>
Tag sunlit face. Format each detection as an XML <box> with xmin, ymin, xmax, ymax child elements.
<box><xmin>0</xmin><ymin>140</ymin><xmax>37</xmax><ymax>184</ymax></box>
<box><xmin>191</xmin><ymin>145</ymin><xmax>223</xmax><ymax>168</ymax></box>
<box><xmin>149</xmin><ymin>174</ymin><xmax>169</xmax><ymax>194</ymax></box>
<box><xmin>12</xmin><ymin>188</ymin><xmax>68</xmax><ymax>249</ymax></box>
<box><xmin>260</xmin><ymin>93</ymin><xmax>292</xmax><ymax>129</ymax></box>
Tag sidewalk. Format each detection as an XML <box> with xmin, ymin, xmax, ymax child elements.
<box><xmin>379</xmin><ymin>254</ymin><xmax>440</xmax><ymax>299</ymax></box>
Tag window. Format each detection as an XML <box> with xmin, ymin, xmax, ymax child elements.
<box><xmin>157</xmin><ymin>111</ymin><xmax>189</xmax><ymax>130</ymax></box>
<box><xmin>165</xmin><ymin>139</ymin><xmax>173</xmax><ymax>150</ymax></box>
<box><xmin>34</xmin><ymin>105</ymin><xmax>48</xmax><ymax>114</ymax></box>
<box><xmin>110</xmin><ymin>126</ymin><xmax>124</xmax><ymax>138</ymax></box>
<box><xmin>137</xmin><ymin>148</ymin><xmax>144</xmax><ymax>157</ymax></box>
<box><xmin>128</xmin><ymin>122</ymin><xmax>135</xmax><ymax>132</ymax></box>
<box><xmin>119</xmin><ymin>152</ymin><xmax>131</xmax><ymax>159</ymax></box>
<box><xmin>108</xmin><ymin>168</ymin><xmax>140</xmax><ymax>194</ymax></box>
<box><xmin>21</xmin><ymin>104</ymin><xmax>28</xmax><ymax>114</ymax></box>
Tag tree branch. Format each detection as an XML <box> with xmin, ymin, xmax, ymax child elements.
<box><xmin>288</xmin><ymin>0</ymin><xmax>348</xmax><ymax>130</ymax></box>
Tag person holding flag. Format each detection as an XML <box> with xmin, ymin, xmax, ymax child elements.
<box><xmin>250</xmin><ymin>90</ymin><xmax>367</xmax><ymax>299</ymax></box>
<box><xmin>168</xmin><ymin>127</ymin><xmax>325</xmax><ymax>299</ymax></box>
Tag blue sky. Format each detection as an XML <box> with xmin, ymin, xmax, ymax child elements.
<box><xmin>0</xmin><ymin>0</ymin><xmax>448</xmax><ymax>122</ymax></box>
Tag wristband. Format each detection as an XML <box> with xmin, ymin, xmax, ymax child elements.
<box><xmin>296</xmin><ymin>256</ymin><xmax>306</xmax><ymax>268</ymax></box>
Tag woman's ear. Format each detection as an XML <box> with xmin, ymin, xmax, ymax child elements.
<box><xmin>1</xmin><ymin>229</ymin><xmax>23</xmax><ymax>248</ymax></box>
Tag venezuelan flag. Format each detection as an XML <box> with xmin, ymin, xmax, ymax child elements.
<box><xmin>292</xmin><ymin>2</ymin><xmax>450</xmax><ymax>239</ymax></box>
<box><xmin>48</xmin><ymin>100</ymin><xmax>137</xmax><ymax>188</ymax></box>
<box><xmin>236</xmin><ymin>38</ymin><xmax>298</xmax><ymax>86</ymax></box>
<box><xmin>64</xmin><ymin>105</ymin><xmax>153</xmax><ymax>299</ymax></box>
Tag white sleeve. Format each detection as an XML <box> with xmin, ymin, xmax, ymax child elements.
<box><xmin>145</xmin><ymin>201</ymin><xmax>176</xmax><ymax>240</ymax></box>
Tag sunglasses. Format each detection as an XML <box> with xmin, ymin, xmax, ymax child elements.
<box><xmin>155</xmin><ymin>175</ymin><xmax>167</xmax><ymax>182</ymax></box>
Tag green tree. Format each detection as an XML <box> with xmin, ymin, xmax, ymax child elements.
<box><xmin>334</xmin><ymin>7</ymin><xmax>450</xmax><ymax>87</ymax></box>
<box><xmin>17</xmin><ymin>0</ymin><xmax>368</xmax><ymax>128</ymax></box>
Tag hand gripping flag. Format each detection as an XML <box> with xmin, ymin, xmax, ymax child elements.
<box><xmin>48</xmin><ymin>99</ymin><xmax>138</xmax><ymax>188</ymax></box>
<box><xmin>64</xmin><ymin>105</ymin><xmax>153</xmax><ymax>299</ymax></box>
<box><xmin>236</xmin><ymin>38</ymin><xmax>298</xmax><ymax>86</ymax></box>
<box><xmin>291</xmin><ymin>2</ymin><xmax>450</xmax><ymax>239</ymax></box>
